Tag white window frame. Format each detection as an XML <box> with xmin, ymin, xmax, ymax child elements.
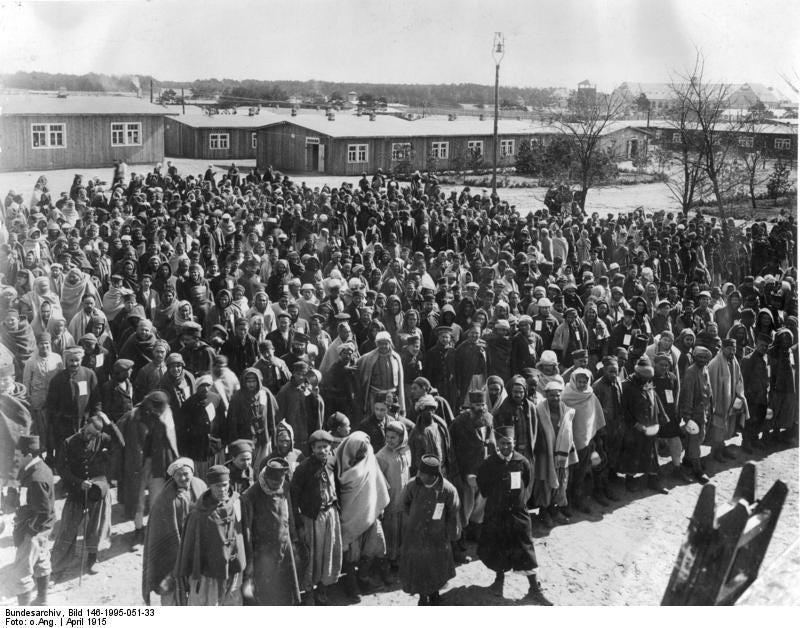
<box><xmin>738</xmin><ymin>136</ymin><xmax>754</xmax><ymax>148</ymax></box>
<box><xmin>347</xmin><ymin>143</ymin><xmax>368</xmax><ymax>163</ymax></box>
<box><xmin>251</xmin><ymin>132</ymin><xmax>257</xmax><ymax>149</ymax></box>
<box><xmin>391</xmin><ymin>142</ymin><xmax>412</xmax><ymax>161</ymax></box>
<box><xmin>31</xmin><ymin>122</ymin><xmax>66</xmax><ymax>149</ymax></box>
<box><xmin>672</xmin><ymin>132</ymin><xmax>681</xmax><ymax>143</ymax></box>
<box><xmin>111</xmin><ymin>122</ymin><xmax>142</xmax><ymax>147</ymax></box>
<box><xmin>209</xmin><ymin>133</ymin><xmax>230</xmax><ymax>150</ymax></box>
<box><xmin>500</xmin><ymin>139</ymin><xmax>515</xmax><ymax>157</ymax></box>
<box><xmin>467</xmin><ymin>140</ymin><xmax>484</xmax><ymax>156</ymax></box>
<box><xmin>431</xmin><ymin>141</ymin><xmax>449</xmax><ymax>159</ymax></box>
<box><xmin>775</xmin><ymin>138</ymin><xmax>791</xmax><ymax>150</ymax></box>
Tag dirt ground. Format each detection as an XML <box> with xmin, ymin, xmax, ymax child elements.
<box><xmin>0</xmin><ymin>437</ymin><xmax>796</xmax><ymax>606</ymax></box>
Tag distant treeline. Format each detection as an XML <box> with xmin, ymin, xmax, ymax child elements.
<box><xmin>0</xmin><ymin>71</ymin><xmax>565</xmax><ymax>108</ymax></box>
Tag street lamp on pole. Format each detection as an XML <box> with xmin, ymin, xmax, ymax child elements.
<box><xmin>492</xmin><ymin>32</ymin><xmax>505</xmax><ymax>197</ymax></box>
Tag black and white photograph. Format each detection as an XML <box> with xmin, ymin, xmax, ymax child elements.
<box><xmin>0</xmin><ymin>0</ymin><xmax>798</xmax><ymax>609</ymax></box>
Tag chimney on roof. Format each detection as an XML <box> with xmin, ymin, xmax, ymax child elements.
<box><xmin>327</xmin><ymin>112</ymin><xmax>335</xmax><ymax>121</ymax></box>
<box><xmin>369</xmin><ymin>113</ymin><xmax>376</xmax><ymax>121</ymax></box>
<box><xmin>448</xmin><ymin>114</ymin><xmax>457</xmax><ymax>121</ymax></box>
<box><xmin>291</xmin><ymin>107</ymin><xmax>298</xmax><ymax>117</ymax></box>
<box><xmin>479</xmin><ymin>114</ymin><xmax>485</xmax><ymax>121</ymax></box>
<box><xmin>356</xmin><ymin>110</ymin><xmax>362</xmax><ymax>117</ymax></box>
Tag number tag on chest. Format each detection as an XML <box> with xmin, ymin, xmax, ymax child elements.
<box><xmin>664</xmin><ymin>390</ymin><xmax>674</xmax><ymax>404</ymax></box>
<box><xmin>205</xmin><ymin>403</ymin><xmax>215</xmax><ymax>422</ymax></box>
<box><xmin>623</xmin><ymin>334</ymin><xmax>631</xmax><ymax>346</ymax></box>
<box><xmin>432</xmin><ymin>502</ymin><xmax>444</xmax><ymax>520</ymax></box>
<box><xmin>534</xmin><ymin>320</ymin><xmax>542</xmax><ymax>331</ymax></box>
<box><xmin>509</xmin><ymin>471</ymin><xmax>522</xmax><ymax>490</ymax></box>
<box><xmin>95</xmin><ymin>353</ymin><xmax>104</xmax><ymax>368</ymax></box>
<box><xmin>77</xmin><ymin>380</ymin><xmax>88</xmax><ymax>396</ymax></box>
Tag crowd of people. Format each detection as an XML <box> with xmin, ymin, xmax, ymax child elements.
<box><xmin>0</xmin><ymin>160</ymin><xmax>797</xmax><ymax>607</ymax></box>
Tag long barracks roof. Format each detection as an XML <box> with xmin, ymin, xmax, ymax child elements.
<box><xmin>170</xmin><ymin>110</ymin><xmax>284</xmax><ymax>129</ymax></box>
<box><xmin>0</xmin><ymin>93</ymin><xmax>174</xmax><ymax>116</ymax></box>
<box><xmin>266</xmin><ymin>114</ymin><xmax>561</xmax><ymax>138</ymax></box>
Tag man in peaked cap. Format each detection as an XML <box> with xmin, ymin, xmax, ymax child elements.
<box><xmin>476</xmin><ymin>425</ymin><xmax>552</xmax><ymax>604</ymax></box>
<box><xmin>12</xmin><ymin>434</ymin><xmax>55</xmax><ymax>606</ymax></box>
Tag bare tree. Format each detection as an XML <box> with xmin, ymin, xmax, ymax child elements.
<box><xmin>551</xmin><ymin>92</ymin><xmax>627</xmax><ymax>210</ymax></box>
<box><xmin>678</xmin><ymin>52</ymin><xmax>743</xmax><ymax>222</ymax></box>
<box><xmin>663</xmin><ymin>79</ymin><xmax>706</xmax><ymax>214</ymax></box>
<box><xmin>739</xmin><ymin>119</ymin><xmax>772</xmax><ymax>209</ymax></box>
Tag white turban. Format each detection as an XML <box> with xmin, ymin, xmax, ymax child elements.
<box><xmin>375</xmin><ymin>331</ymin><xmax>392</xmax><ymax>344</ymax></box>
<box><xmin>166</xmin><ymin>457</ymin><xmax>195</xmax><ymax>477</ymax></box>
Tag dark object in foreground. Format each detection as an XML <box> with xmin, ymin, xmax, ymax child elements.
<box><xmin>662</xmin><ymin>461</ymin><xmax>787</xmax><ymax>606</ymax></box>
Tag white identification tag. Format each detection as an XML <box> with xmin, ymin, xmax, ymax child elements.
<box><xmin>574</xmin><ymin>329</ymin><xmax>581</xmax><ymax>340</ymax></box>
<box><xmin>205</xmin><ymin>403</ymin><xmax>215</xmax><ymax>422</ymax></box>
<box><xmin>623</xmin><ymin>334</ymin><xmax>631</xmax><ymax>346</ymax></box>
<box><xmin>534</xmin><ymin>320</ymin><xmax>542</xmax><ymax>331</ymax></box>
<box><xmin>432</xmin><ymin>503</ymin><xmax>444</xmax><ymax>520</ymax></box>
<box><xmin>790</xmin><ymin>354</ymin><xmax>795</xmax><ymax>367</ymax></box>
<box><xmin>78</xmin><ymin>380</ymin><xmax>88</xmax><ymax>396</ymax></box>
<box><xmin>95</xmin><ymin>353</ymin><xmax>104</xmax><ymax>368</ymax></box>
<box><xmin>510</xmin><ymin>471</ymin><xmax>522</xmax><ymax>490</ymax></box>
<box><xmin>665</xmin><ymin>390</ymin><xmax>674</xmax><ymax>404</ymax></box>
<box><xmin>150</xmin><ymin>298</ymin><xmax>156</xmax><ymax>310</ymax></box>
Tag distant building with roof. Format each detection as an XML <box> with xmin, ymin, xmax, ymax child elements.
<box><xmin>253</xmin><ymin>111</ymin><xmax>657</xmax><ymax>175</ymax></box>
<box><xmin>0</xmin><ymin>92</ymin><xmax>173</xmax><ymax>171</ymax></box>
<box><xmin>164</xmin><ymin>109</ymin><xmax>283</xmax><ymax>160</ymax></box>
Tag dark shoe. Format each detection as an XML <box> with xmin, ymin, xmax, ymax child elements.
<box><xmin>551</xmin><ymin>508</ymin><xmax>570</xmax><ymax>525</ymax></box>
<box><xmin>603</xmin><ymin>487</ymin><xmax>621</xmax><ymax>502</ymax></box>
<box><xmin>722</xmin><ymin>447</ymin><xmax>738</xmax><ymax>460</ymax></box>
<box><xmin>592</xmin><ymin>492</ymin><xmax>610</xmax><ymax>507</ymax></box>
<box><xmin>488</xmin><ymin>573</ymin><xmax>504</xmax><ymax>597</ymax></box>
<box><xmin>130</xmin><ymin>527</ymin><xmax>144</xmax><ymax>550</ymax></box>
<box><xmin>712</xmin><ymin>448</ymin><xmax>727</xmax><ymax>463</ymax></box>
<box><xmin>689</xmin><ymin>461</ymin><xmax>710</xmax><ymax>484</ymax></box>
<box><xmin>428</xmin><ymin>591</ymin><xmax>442</xmax><ymax>605</ymax></box>
<box><xmin>342</xmin><ymin>564</ymin><xmax>361</xmax><ymax>604</ymax></box>
<box><xmin>85</xmin><ymin>552</ymin><xmax>99</xmax><ymax>575</ymax></box>
<box><xmin>671</xmin><ymin>464</ymin><xmax>694</xmax><ymax>484</ymax></box>
<box><xmin>560</xmin><ymin>504</ymin><xmax>574</xmax><ymax>518</ymax></box>
<box><xmin>573</xmin><ymin>498</ymin><xmax>592</xmax><ymax>514</ymax></box>
<box><xmin>301</xmin><ymin>592</ymin><xmax>316</xmax><ymax>606</ymax></box>
<box><xmin>417</xmin><ymin>595</ymin><xmax>429</xmax><ymax>606</ymax></box>
<box><xmin>526</xmin><ymin>575</ymin><xmax>554</xmax><ymax>606</ymax></box>
<box><xmin>452</xmin><ymin>541</ymin><xmax>471</xmax><ymax>564</ymax></box>
<box><xmin>378</xmin><ymin>559</ymin><xmax>396</xmax><ymax>585</ymax></box>
<box><xmin>646</xmin><ymin>475</ymin><xmax>669</xmax><ymax>495</ymax></box>
<box><xmin>625</xmin><ymin>475</ymin><xmax>639</xmax><ymax>492</ymax></box>
<box><xmin>539</xmin><ymin>510</ymin><xmax>555</xmax><ymax>529</ymax></box>
<box><xmin>32</xmin><ymin>575</ymin><xmax>48</xmax><ymax>606</ymax></box>
<box><xmin>314</xmin><ymin>585</ymin><xmax>329</xmax><ymax>606</ymax></box>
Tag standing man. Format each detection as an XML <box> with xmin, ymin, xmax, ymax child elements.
<box><xmin>357</xmin><ymin>331</ymin><xmax>406</xmax><ymax>416</ymax></box>
<box><xmin>290</xmin><ymin>430</ymin><xmax>343</xmax><ymax>605</ymax></box>
<box><xmin>740</xmin><ymin>333</ymin><xmax>771</xmax><ymax>452</ymax></box>
<box><xmin>141</xmin><ymin>458</ymin><xmax>207</xmax><ymax>606</ymax></box>
<box><xmin>398</xmin><ymin>455</ymin><xmax>460</xmax><ymax>606</ymax></box>
<box><xmin>51</xmin><ymin>412</ymin><xmax>124</xmax><ymax>579</ymax></box>
<box><xmin>476</xmin><ymin>426</ymin><xmax>552</xmax><ymax>604</ymax></box>
<box><xmin>679</xmin><ymin>346</ymin><xmax>713</xmax><ymax>484</ymax></box>
<box><xmin>176</xmin><ymin>465</ymin><xmax>246</xmax><ymax>606</ymax></box>
<box><xmin>707</xmin><ymin>338</ymin><xmax>748</xmax><ymax>462</ymax></box>
<box><xmin>22</xmin><ymin>333</ymin><xmax>63</xmax><ymax>463</ymax></box>
<box><xmin>449</xmin><ymin>390</ymin><xmax>495</xmax><ymax>544</ymax></box>
<box><xmin>45</xmin><ymin>346</ymin><xmax>99</xmax><ymax>465</ymax></box>
<box><xmin>241</xmin><ymin>458</ymin><xmax>301</xmax><ymax>606</ymax></box>
<box><xmin>12</xmin><ymin>435</ymin><xmax>55</xmax><ymax>606</ymax></box>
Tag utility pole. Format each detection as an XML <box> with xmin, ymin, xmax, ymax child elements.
<box><xmin>181</xmin><ymin>87</ymin><xmax>185</xmax><ymax>115</ymax></box>
<box><xmin>492</xmin><ymin>32</ymin><xmax>505</xmax><ymax>196</ymax></box>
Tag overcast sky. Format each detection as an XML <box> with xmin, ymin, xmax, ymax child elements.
<box><xmin>1</xmin><ymin>0</ymin><xmax>798</xmax><ymax>94</ymax></box>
